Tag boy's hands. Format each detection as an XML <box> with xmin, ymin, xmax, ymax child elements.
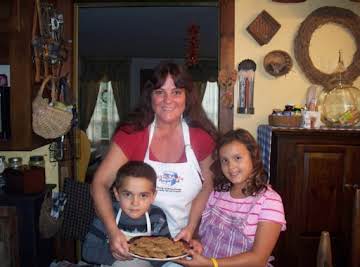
<box><xmin>108</xmin><ymin>228</ymin><xmax>132</xmax><ymax>260</ymax></box>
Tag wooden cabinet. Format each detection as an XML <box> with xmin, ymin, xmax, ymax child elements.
<box><xmin>0</xmin><ymin>189</ymin><xmax>55</xmax><ymax>267</ymax></box>
<box><xmin>268</xmin><ymin>128</ymin><xmax>360</xmax><ymax>267</ymax></box>
<box><xmin>0</xmin><ymin>206</ymin><xmax>19</xmax><ymax>267</ymax></box>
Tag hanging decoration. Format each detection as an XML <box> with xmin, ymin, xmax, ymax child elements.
<box><xmin>246</xmin><ymin>10</ymin><xmax>281</xmax><ymax>46</ymax></box>
<box><xmin>218</xmin><ymin>69</ymin><xmax>237</xmax><ymax>109</ymax></box>
<box><xmin>32</xmin><ymin>0</ymin><xmax>68</xmax><ymax>82</ymax></box>
<box><xmin>237</xmin><ymin>59</ymin><xmax>256</xmax><ymax>114</ymax></box>
<box><xmin>294</xmin><ymin>6</ymin><xmax>360</xmax><ymax>88</ymax></box>
<box><xmin>185</xmin><ymin>24</ymin><xmax>200</xmax><ymax>67</ymax></box>
<box><xmin>263</xmin><ymin>50</ymin><xmax>293</xmax><ymax>77</ymax></box>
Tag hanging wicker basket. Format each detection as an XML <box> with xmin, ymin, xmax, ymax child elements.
<box><xmin>32</xmin><ymin>75</ymin><xmax>73</xmax><ymax>139</ymax></box>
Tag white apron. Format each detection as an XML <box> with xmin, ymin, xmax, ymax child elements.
<box><xmin>115</xmin><ymin>208</ymin><xmax>151</xmax><ymax>240</ymax></box>
<box><xmin>144</xmin><ymin>120</ymin><xmax>203</xmax><ymax>237</ymax></box>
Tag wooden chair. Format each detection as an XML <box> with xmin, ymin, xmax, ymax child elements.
<box><xmin>351</xmin><ymin>188</ymin><xmax>360</xmax><ymax>267</ymax></box>
<box><xmin>316</xmin><ymin>231</ymin><xmax>333</xmax><ymax>267</ymax></box>
<box><xmin>76</xmin><ymin>129</ymin><xmax>91</xmax><ymax>183</ymax></box>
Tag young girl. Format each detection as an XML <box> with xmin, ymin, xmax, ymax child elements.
<box><xmin>177</xmin><ymin>129</ymin><xmax>286</xmax><ymax>267</ymax></box>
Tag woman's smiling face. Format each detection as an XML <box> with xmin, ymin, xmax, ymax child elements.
<box><xmin>151</xmin><ymin>74</ymin><xmax>186</xmax><ymax>124</ymax></box>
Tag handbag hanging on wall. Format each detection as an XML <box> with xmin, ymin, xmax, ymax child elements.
<box><xmin>39</xmin><ymin>190</ymin><xmax>65</xmax><ymax>238</ymax></box>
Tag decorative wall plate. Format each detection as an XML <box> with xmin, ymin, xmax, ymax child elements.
<box><xmin>263</xmin><ymin>50</ymin><xmax>293</xmax><ymax>77</ymax></box>
<box><xmin>246</xmin><ymin>10</ymin><xmax>281</xmax><ymax>46</ymax></box>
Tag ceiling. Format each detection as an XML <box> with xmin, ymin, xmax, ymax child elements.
<box><xmin>78</xmin><ymin>6</ymin><xmax>219</xmax><ymax>59</ymax></box>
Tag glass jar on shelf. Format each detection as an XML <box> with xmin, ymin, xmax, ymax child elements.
<box><xmin>317</xmin><ymin>82</ymin><xmax>360</xmax><ymax>127</ymax></box>
<box><xmin>317</xmin><ymin>51</ymin><xmax>360</xmax><ymax>128</ymax></box>
<box><xmin>29</xmin><ymin>155</ymin><xmax>45</xmax><ymax>168</ymax></box>
<box><xmin>8</xmin><ymin>157</ymin><xmax>23</xmax><ymax>170</ymax></box>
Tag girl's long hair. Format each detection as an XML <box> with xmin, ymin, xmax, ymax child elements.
<box><xmin>211</xmin><ymin>128</ymin><xmax>267</xmax><ymax>196</ymax></box>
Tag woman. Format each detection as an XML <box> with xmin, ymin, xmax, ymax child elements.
<box><xmin>91</xmin><ymin>61</ymin><xmax>218</xmax><ymax>265</ymax></box>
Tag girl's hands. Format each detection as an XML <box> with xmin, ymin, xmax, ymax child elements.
<box><xmin>108</xmin><ymin>228</ymin><xmax>132</xmax><ymax>260</ymax></box>
<box><xmin>188</xmin><ymin>239</ymin><xmax>203</xmax><ymax>254</ymax></box>
<box><xmin>176</xmin><ymin>249</ymin><xmax>213</xmax><ymax>267</ymax></box>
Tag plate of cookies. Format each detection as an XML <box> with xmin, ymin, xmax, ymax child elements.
<box><xmin>128</xmin><ymin>236</ymin><xmax>189</xmax><ymax>261</ymax></box>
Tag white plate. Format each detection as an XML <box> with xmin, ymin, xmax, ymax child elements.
<box><xmin>128</xmin><ymin>252</ymin><xmax>188</xmax><ymax>261</ymax></box>
<box><xmin>128</xmin><ymin>236</ymin><xmax>189</xmax><ymax>262</ymax></box>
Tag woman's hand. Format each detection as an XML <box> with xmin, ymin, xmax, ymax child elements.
<box><xmin>108</xmin><ymin>228</ymin><xmax>132</xmax><ymax>260</ymax></box>
<box><xmin>176</xmin><ymin>249</ymin><xmax>212</xmax><ymax>267</ymax></box>
<box><xmin>174</xmin><ymin>225</ymin><xmax>195</xmax><ymax>242</ymax></box>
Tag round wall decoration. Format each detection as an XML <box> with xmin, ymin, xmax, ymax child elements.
<box><xmin>263</xmin><ymin>50</ymin><xmax>293</xmax><ymax>77</ymax></box>
<box><xmin>294</xmin><ymin>6</ymin><xmax>360</xmax><ymax>88</ymax></box>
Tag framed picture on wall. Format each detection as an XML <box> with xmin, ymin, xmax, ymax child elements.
<box><xmin>0</xmin><ymin>207</ymin><xmax>19</xmax><ymax>267</ymax></box>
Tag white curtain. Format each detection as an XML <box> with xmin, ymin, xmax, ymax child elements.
<box><xmin>86</xmin><ymin>81</ymin><xmax>119</xmax><ymax>148</ymax></box>
<box><xmin>201</xmin><ymin>81</ymin><xmax>219</xmax><ymax>128</ymax></box>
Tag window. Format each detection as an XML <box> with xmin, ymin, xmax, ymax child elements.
<box><xmin>201</xmin><ymin>81</ymin><xmax>219</xmax><ymax>128</ymax></box>
<box><xmin>86</xmin><ymin>81</ymin><xmax>119</xmax><ymax>144</ymax></box>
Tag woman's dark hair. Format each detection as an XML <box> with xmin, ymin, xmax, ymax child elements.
<box><xmin>211</xmin><ymin>129</ymin><xmax>267</xmax><ymax>196</ymax></box>
<box><xmin>113</xmin><ymin>161</ymin><xmax>157</xmax><ymax>192</ymax></box>
<box><xmin>116</xmin><ymin>61</ymin><xmax>218</xmax><ymax>140</ymax></box>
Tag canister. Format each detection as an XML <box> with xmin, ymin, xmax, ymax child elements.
<box><xmin>29</xmin><ymin>155</ymin><xmax>45</xmax><ymax>168</ymax></box>
<box><xmin>8</xmin><ymin>157</ymin><xmax>23</xmax><ymax>169</ymax></box>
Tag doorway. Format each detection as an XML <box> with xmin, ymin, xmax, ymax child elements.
<box><xmin>74</xmin><ymin>0</ymin><xmax>234</xmax><ymax>180</ymax></box>
<box><xmin>75</xmin><ymin>2</ymin><xmax>219</xmax><ymax>149</ymax></box>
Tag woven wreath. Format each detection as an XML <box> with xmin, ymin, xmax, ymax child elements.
<box><xmin>294</xmin><ymin>6</ymin><xmax>360</xmax><ymax>88</ymax></box>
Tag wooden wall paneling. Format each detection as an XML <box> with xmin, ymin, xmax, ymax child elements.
<box><xmin>0</xmin><ymin>0</ymin><xmax>21</xmax><ymax>33</ymax></box>
<box><xmin>0</xmin><ymin>33</ymin><xmax>9</xmax><ymax>64</ymax></box>
<box><xmin>55</xmin><ymin>0</ymin><xmax>75</xmax><ymax>186</ymax></box>
<box><xmin>0</xmin><ymin>0</ymin><xmax>46</xmax><ymax>150</ymax></box>
<box><xmin>9</xmin><ymin>1</ymin><xmax>32</xmax><ymax>149</ymax></box>
<box><xmin>219</xmin><ymin>0</ymin><xmax>234</xmax><ymax>133</ymax></box>
<box><xmin>0</xmin><ymin>0</ymin><xmax>49</xmax><ymax>150</ymax></box>
<box><xmin>52</xmin><ymin>1</ymin><xmax>76</xmax><ymax>263</ymax></box>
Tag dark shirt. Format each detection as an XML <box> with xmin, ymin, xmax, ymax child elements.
<box><xmin>118</xmin><ymin>204</ymin><xmax>171</xmax><ymax>237</ymax></box>
<box><xmin>82</xmin><ymin>202</ymin><xmax>170</xmax><ymax>266</ymax></box>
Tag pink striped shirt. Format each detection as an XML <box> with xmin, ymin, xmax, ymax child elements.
<box><xmin>201</xmin><ymin>186</ymin><xmax>286</xmax><ymax>240</ymax></box>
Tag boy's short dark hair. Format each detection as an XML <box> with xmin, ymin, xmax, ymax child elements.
<box><xmin>113</xmin><ymin>161</ymin><xmax>157</xmax><ymax>191</ymax></box>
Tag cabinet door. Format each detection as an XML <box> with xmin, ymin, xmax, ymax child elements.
<box><xmin>0</xmin><ymin>207</ymin><xmax>19</xmax><ymax>267</ymax></box>
<box><xmin>294</xmin><ymin>144</ymin><xmax>354</xmax><ymax>267</ymax></box>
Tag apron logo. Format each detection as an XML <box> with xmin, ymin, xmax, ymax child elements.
<box><xmin>158</xmin><ymin>171</ymin><xmax>183</xmax><ymax>186</ymax></box>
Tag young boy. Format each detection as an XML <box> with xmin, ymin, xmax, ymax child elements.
<box><xmin>82</xmin><ymin>161</ymin><xmax>170</xmax><ymax>267</ymax></box>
